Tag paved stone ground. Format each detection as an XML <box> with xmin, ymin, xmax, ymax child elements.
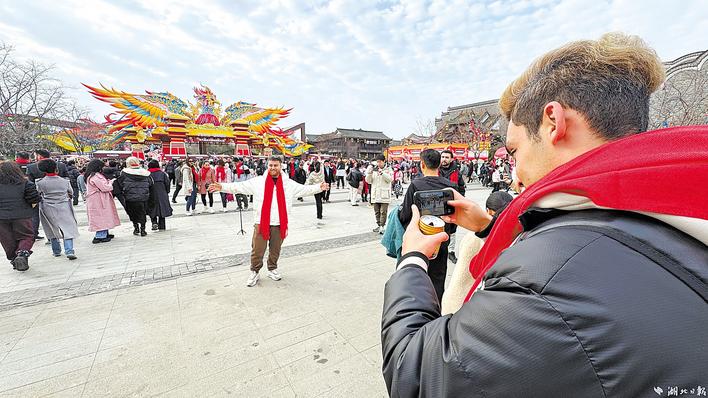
<box><xmin>0</xmin><ymin>183</ymin><xmax>495</xmax><ymax>397</ymax></box>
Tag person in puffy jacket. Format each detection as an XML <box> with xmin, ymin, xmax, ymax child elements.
<box><xmin>114</xmin><ymin>157</ymin><xmax>153</xmax><ymax>236</ymax></box>
<box><xmin>66</xmin><ymin>160</ymin><xmax>81</xmax><ymax>206</ymax></box>
<box><xmin>382</xmin><ymin>33</ymin><xmax>708</xmax><ymax>397</ymax></box>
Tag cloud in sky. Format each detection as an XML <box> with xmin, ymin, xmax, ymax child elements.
<box><xmin>1</xmin><ymin>0</ymin><xmax>706</xmax><ymax>139</ymax></box>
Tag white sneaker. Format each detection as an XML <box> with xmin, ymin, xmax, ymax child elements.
<box><xmin>379</xmin><ymin>225</ymin><xmax>386</xmax><ymax>235</ymax></box>
<box><xmin>246</xmin><ymin>271</ymin><xmax>259</xmax><ymax>287</ymax></box>
<box><xmin>208</xmin><ymin>207</ymin><xmax>215</xmax><ymax>214</ymax></box>
<box><xmin>222</xmin><ymin>207</ymin><xmax>228</xmax><ymax>213</ymax></box>
<box><xmin>186</xmin><ymin>210</ymin><xmax>193</xmax><ymax>216</ymax></box>
<box><xmin>372</xmin><ymin>226</ymin><xmax>380</xmax><ymax>233</ymax></box>
<box><xmin>267</xmin><ymin>270</ymin><xmax>282</xmax><ymax>281</ymax></box>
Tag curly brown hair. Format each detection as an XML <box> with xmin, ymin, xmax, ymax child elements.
<box><xmin>499</xmin><ymin>32</ymin><xmax>666</xmax><ymax>141</ymax></box>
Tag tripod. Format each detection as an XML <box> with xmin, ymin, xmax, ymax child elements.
<box><xmin>237</xmin><ymin>206</ymin><xmax>247</xmax><ymax>235</ymax></box>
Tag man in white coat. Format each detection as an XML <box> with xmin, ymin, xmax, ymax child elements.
<box><xmin>209</xmin><ymin>156</ymin><xmax>329</xmax><ymax>287</ymax></box>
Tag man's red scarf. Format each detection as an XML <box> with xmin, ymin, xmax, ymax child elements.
<box><xmin>148</xmin><ymin>168</ymin><xmax>161</xmax><ymax>173</ymax></box>
<box><xmin>259</xmin><ymin>175</ymin><xmax>288</xmax><ymax>240</ymax></box>
<box><xmin>235</xmin><ymin>162</ymin><xmax>243</xmax><ymax>178</ymax></box>
<box><xmin>465</xmin><ymin>126</ymin><xmax>708</xmax><ymax>302</ymax></box>
<box><xmin>15</xmin><ymin>158</ymin><xmax>29</xmax><ymax>165</ymax></box>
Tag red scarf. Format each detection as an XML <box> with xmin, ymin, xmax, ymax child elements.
<box><xmin>235</xmin><ymin>162</ymin><xmax>243</xmax><ymax>178</ymax></box>
<box><xmin>465</xmin><ymin>126</ymin><xmax>708</xmax><ymax>302</ymax></box>
<box><xmin>148</xmin><ymin>168</ymin><xmax>161</xmax><ymax>173</ymax></box>
<box><xmin>200</xmin><ymin>165</ymin><xmax>211</xmax><ymax>181</ymax></box>
<box><xmin>259</xmin><ymin>176</ymin><xmax>288</xmax><ymax>240</ymax></box>
<box><xmin>15</xmin><ymin>158</ymin><xmax>29</xmax><ymax>165</ymax></box>
<box><xmin>44</xmin><ymin>172</ymin><xmax>58</xmax><ymax>176</ymax></box>
<box><xmin>216</xmin><ymin>166</ymin><xmax>226</xmax><ymax>182</ymax></box>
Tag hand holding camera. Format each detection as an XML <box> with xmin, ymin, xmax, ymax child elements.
<box><xmin>402</xmin><ymin>205</ymin><xmax>449</xmax><ymax>258</ymax></box>
<box><xmin>439</xmin><ymin>189</ymin><xmax>493</xmax><ymax>232</ymax></box>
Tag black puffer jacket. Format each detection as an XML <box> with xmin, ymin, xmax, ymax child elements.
<box><xmin>66</xmin><ymin>164</ymin><xmax>80</xmax><ymax>187</ymax></box>
<box><xmin>382</xmin><ymin>209</ymin><xmax>707</xmax><ymax>397</ymax></box>
<box><xmin>0</xmin><ymin>181</ymin><xmax>41</xmax><ymax>220</ymax></box>
<box><xmin>115</xmin><ymin>168</ymin><xmax>153</xmax><ymax>202</ymax></box>
<box><xmin>102</xmin><ymin>166</ymin><xmax>119</xmax><ymax>180</ymax></box>
<box><xmin>347</xmin><ymin>168</ymin><xmax>363</xmax><ymax>188</ymax></box>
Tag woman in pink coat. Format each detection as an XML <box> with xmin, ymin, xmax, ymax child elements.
<box><xmin>84</xmin><ymin>159</ymin><xmax>120</xmax><ymax>243</ymax></box>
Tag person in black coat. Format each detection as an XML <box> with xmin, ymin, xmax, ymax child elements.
<box><xmin>0</xmin><ymin>161</ymin><xmax>41</xmax><ymax>271</ymax></box>
<box><xmin>66</xmin><ymin>160</ymin><xmax>81</xmax><ymax>206</ymax></box>
<box><xmin>114</xmin><ymin>157</ymin><xmax>153</xmax><ymax>236</ymax></box>
<box><xmin>101</xmin><ymin>160</ymin><xmax>120</xmax><ymax>180</ymax></box>
<box><xmin>346</xmin><ymin>163</ymin><xmax>364</xmax><ymax>206</ymax></box>
<box><xmin>294</xmin><ymin>162</ymin><xmax>307</xmax><ymax>202</ymax></box>
<box><xmin>381</xmin><ymin>34</ymin><xmax>707</xmax><ymax>397</ymax></box>
<box><xmin>164</xmin><ymin>159</ymin><xmax>177</xmax><ymax>186</ymax></box>
<box><xmin>398</xmin><ymin>149</ymin><xmax>456</xmax><ymax>302</ymax></box>
<box><xmin>146</xmin><ymin>160</ymin><xmax>173</xmax><ymax>231</ymax></box>
<box><xmin>322</xmin><ymin>160</ymin><xmax>335</xmax><ymax>202</ymax></box>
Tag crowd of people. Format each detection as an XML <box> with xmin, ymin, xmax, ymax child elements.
<box><xmin>0</xmin><ymin>148</ymin><xmax>486</xmax><ymax>278</ymax></box>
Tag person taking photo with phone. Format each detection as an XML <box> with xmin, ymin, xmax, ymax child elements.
<box><xmin>366</xmin><ymin>154</ymin><xmax>393</xmax><ymax>234</ymax></box>
<box><xmin>398</xmin><ymin>149</ymin><xmax>456</xmax><ymax>302</ymax></box>
<box><xmin>381</xmin><ymin>33</ymin><xmax>708</xmax><ymax>397</ymax></box>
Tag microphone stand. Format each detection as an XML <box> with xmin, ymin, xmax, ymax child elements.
<box><xmin>237</xmin><ymin>205</ymin><xmax>246</xmax><ymax>235</ymax></box>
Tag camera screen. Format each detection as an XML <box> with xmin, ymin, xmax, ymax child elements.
<box><xmin>420</xmin><ymin>192</ymin><xmax>447</xmax><ymax>215</ymax></box>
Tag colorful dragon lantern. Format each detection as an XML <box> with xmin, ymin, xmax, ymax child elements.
<box><xmin>75</xmin><ymin>83</ymin><xmax>311</xmax><ymax>157</ymax></box>
<box><xmin>43</xmin><ymin>118</ymin><xmax>121</xmax><ymax>154</ymax></box>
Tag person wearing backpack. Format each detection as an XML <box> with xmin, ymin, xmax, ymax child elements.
<box><xmin>114</xmin><ymin>157</ymin><xmax>153</xmax><ymax>236</ymax></box>
<box><xmin>164</xmin><ymin>159</ymin><xmax>177</xmax><ymax>186</ymax></box>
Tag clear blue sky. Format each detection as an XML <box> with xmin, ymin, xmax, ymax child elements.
<box><xmin>1</xmin><ymin>0</ymin><xmax>706</xmax><ymax>139</ymax></box>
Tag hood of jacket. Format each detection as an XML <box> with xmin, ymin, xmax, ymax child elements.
<box><xmin>122</xmin><ymin>168</ymin><xmax>151</xmax><ymax>177</ymax></box>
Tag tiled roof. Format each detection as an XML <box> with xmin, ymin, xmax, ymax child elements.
<box><xmin>332</xmin><ymin>128</ymin><xmax>391</xmax><ymax>140</ymax></box>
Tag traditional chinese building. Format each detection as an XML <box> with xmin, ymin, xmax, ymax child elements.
<box><xmin>312</xmin><ymin>128</ymin><xmax>392</xmax><ymax>159</ymax></box>
<box><xmin>434</xmin><ymin>99</ymin><xmax>507</xmax><ymax>143</ymax></box>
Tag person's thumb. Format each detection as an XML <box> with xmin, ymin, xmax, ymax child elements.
<box><xmin>406</xmin><ymin>205</ymin><xmax>421</xmax><ymax>233</ymax></box>
<box><xmin>446</xmin><ymin>199</ymin><xmax>466</xmax><ymax>207</ymax></box>
<box><xmin>411</xmin><ymin>204</ymin><xmax>421</xmax><ymax>223</ymax></box>
<box><xmin>432</xmin><ymin>231</ymin><xmax>449</xmax><ymax>244</ymax></box>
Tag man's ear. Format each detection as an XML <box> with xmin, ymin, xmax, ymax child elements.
<box><xmin>542</xmin><ymin>101</ymin><xmax>566</xmax><ymax>145</ymax></box>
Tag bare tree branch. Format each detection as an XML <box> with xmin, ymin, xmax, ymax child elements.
<box><xmin>0</xmin><ymin>42</ymin><xmax>84</xmax><ymax>155</ymax></box>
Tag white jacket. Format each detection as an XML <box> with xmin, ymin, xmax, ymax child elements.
<box><xmin>219</xmin><ymin>172</ymin><xmax>322</xmax><ymax>225</ymax></box>
<box><xmin>365</xmin><ymin>166</ymin><xmax>393</xmax><ymax>204</ymax></box>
